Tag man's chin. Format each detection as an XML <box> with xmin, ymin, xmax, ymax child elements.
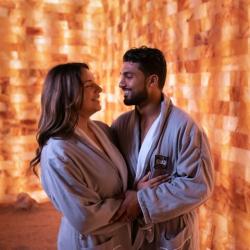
<box><xmin>124</xmin><ymin>98</ymin><xmax>135</xmax><ymax>106</ymax></box>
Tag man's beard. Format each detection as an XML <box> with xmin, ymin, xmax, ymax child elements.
<box><xmin>124</xmin><ymin>86</ymin><xmax>148</xmax><ymax>106</ymax></box>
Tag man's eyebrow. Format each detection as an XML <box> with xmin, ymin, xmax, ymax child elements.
<box><xmin>120</xmin><ymin>71</ymin><xmax>134</xmax><ymax>75</ymax></box>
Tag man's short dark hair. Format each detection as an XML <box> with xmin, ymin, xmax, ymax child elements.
<box><xmin>123</xmin><ymin>46</ymin><xmax>167</xmax><ymax>89</ymax></box>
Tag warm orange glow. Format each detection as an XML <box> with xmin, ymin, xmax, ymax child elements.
<box><xmin>0</xmin><ymin>0</ymin><xmax>249</xmax><ymax>249</ymax></box>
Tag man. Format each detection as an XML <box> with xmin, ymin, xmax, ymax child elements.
<box><xmin>111</xmin><ymin>46</ymin><xmax>214</xmax><ymax>250</ymax></box>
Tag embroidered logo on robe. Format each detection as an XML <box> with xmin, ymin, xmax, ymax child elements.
<box><xmin>152</xmin><ymin>155</ymin><xmax>171</xmax><ymax>181</ymax></box>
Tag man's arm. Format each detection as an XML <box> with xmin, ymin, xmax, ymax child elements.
<box><xmin>112</xmin><ymin>173</ymin><xmax>169</xmax><ymax>222</ymax></box>
<box><xmin>137</xmin><ymin>126</ymin><xmax>214</xmax><ymax>224</ymax></box>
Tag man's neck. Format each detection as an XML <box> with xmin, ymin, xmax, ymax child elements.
<box><xmin>137</xmin><ymin>95</ymin><xmax>162</xmax><ymax>143</ymax></box>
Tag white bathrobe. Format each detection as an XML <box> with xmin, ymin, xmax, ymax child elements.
<box><xmin>112</xmin><ymin>95</ymin><xmax>214</xmax><ymax>250</ymax></box>
<box><xmin>40</xmin><ymin>121</ymin><xmax>132</xmax><ymax>250</ymax></box>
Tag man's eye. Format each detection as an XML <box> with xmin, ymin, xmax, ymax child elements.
<box><xmin>126</xmin><ymin>75</ymin><xmax>133</xmax><ymax>79</ymax></box>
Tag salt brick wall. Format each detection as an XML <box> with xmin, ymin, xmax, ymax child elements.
<box><xmin>101</xmin><ymin>1</ymin><xmax>250</xmax><ymax>249</ymax></box>
<box><xmin>0</xmin><ymin>0</ymin><xmax>249</xmax><ymax>249</ymax></box>
<box><xmin>0</xmin><ymin>0</ymin><xmax>106</xmax><ymax>201</ymax></box>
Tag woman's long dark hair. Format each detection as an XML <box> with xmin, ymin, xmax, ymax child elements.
<box><xmin>30</xmin><ymin>62</ymin><xmax>89</xmax><ymax>174</ymax></box>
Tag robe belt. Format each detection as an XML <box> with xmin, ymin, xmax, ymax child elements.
<box><xmin>133</xmin><ymin>223</ymin><xmax>154</xmax><ymax>249</ymax></box>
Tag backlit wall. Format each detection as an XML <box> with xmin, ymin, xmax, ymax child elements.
<box><xmin>0</xmin><ymin>0</ymin><xmax>249</xmax><ymax>249</ymax></box>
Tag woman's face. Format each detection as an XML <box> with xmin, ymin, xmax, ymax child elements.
<box><xmin>80</xmin><ymin>68</ymin><xmax>102</xmax><ymax>118</ymax></box>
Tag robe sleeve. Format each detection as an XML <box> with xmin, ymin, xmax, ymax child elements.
<box><xmin>137</xmin><ymin>124</ymin><xmax>214</xmax><ymax>224</ymax></box>
<box><xmin>41</xmin><ymin>143</ymin><xmax>123</xmax><ymax>235</ymax></box>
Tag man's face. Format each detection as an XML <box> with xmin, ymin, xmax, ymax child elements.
<box><xmin>119</xmin><ymin>62</ymin><xmax>148</xmax><ymax>106</ymax></box>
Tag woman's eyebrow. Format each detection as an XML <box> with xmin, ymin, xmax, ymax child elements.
<box><xmin>83</xmin><ymin>80</ymin><xmax>94</xmax><ymax>84</ymax></box>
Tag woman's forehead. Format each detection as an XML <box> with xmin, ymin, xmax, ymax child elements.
<box><xmin>81</xmin><ymin>68</ymin><xmax>95</xmax><ymax>82</ymax></box>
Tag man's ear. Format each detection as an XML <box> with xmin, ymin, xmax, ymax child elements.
<box><xmin>147</xmin><ymin>74</ymin><xmax>159</xmax><ymax>88</ymax></box>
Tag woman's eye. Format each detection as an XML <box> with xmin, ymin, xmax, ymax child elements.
<box><xmin>84</xmin><ymin>83</ymin><xmax>99</xmax><ymax>89</ymax></box>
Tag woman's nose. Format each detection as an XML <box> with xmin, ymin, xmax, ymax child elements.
<box><xmin>96</xmin><ymin>84</ymin><xmax>102</xmax><ymax>92</ymax></box>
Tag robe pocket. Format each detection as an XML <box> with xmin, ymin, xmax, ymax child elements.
<box><xmin>79</xmin><ymin>237</ymin><xmax>124</xmax><ymax>250</ymax></box>
<box><xmin>159</xmin><ymin>226</ymin><xmax>192</xmax><ymax>250</ymax></box>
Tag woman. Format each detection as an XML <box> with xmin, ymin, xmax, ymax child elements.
<box><xmin>30</xmin><ymin>63</ymin><xmax>132</xmax><ymax>250</ymax></box>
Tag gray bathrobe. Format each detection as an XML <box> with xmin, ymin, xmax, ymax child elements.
<box><xmin>111</xmin><ymin>95</ymin><xmax>214</xmax><ymax>250</ymax></box>
<box><xmin>40</xmin><ymin>121</ymin><xmax>132</xmax><ymax>250</ymax></box>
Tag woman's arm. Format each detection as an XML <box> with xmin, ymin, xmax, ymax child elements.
<box><xmin>41</xmin><ymin>149</ymin><xmax>123</xmax><ymax>235</ymax></box>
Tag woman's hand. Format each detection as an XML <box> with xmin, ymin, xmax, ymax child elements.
<box><xmin>136</xmin><ymin>172</ymin><xmax>169</xmax><ymax>190</ymax></box>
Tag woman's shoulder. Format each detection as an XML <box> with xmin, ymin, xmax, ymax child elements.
<box><xmin>41</xmin><ymin>137</ymin><xmax>74</xmax><ymax>160</ymax></box>
<box><xmin>92</xmin><ymin>120</ymin><xmax>115</xmax><ymax>142</ymax></box>
<box><xmin>45</xmin><ymin>137</ymin><xmax>70</xmax><ymax>148</ymax></box>
<box><xmin>93</xmin><ymin>120</ymin><xmax>110</xmax><ymax>130</ymax></box>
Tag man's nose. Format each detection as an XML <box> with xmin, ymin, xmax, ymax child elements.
<box><xmin>119</xmin><ymin>78</ymin><xmax>125</xmax><ymax>88</ymax></box>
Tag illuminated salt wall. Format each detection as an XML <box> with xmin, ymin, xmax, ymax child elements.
<box><xmin>101</xmin><ymin>1</ymin><xmax>250</xmax><ymax>249</ymax></box>
<box><xmin>0</xmin><ymin>0</ymin><xmax>249</xmax><ymax>249</ymax></box>
<box><xmin>0</xmin><ymin>0</ymin><xmax>106</xmax><ymax>202</ymax></box>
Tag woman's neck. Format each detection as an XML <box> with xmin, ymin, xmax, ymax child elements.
<box><xmin>77</xmin><ymin>115</ymin><xmax>105</xmax><ymax>152</ymax></box>
<box><xmin>77</xmin><ymin>115</ymin><xmax>90</xmax><ymax>132</ymax></box>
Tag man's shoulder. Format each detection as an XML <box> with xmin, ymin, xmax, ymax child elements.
<box><xmin>170</xmin><ymin>104</ymin><xmax>201</xmax><ymax>130</ymax></box>
<box><xmin>112</xmin><ymin>110</ymin><xmax>134</xmax><ymax>128</ymax></box>
<box><xmin>171</xmin><ymin>105</ymin><xmax>193</xmax><ymax>121</ymax></box>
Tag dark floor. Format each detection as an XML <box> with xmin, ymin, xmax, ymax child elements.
<box><xmin>0</xmin><ymin>202</ymin><xmax>61</xmax><ymax>250</ymax></box>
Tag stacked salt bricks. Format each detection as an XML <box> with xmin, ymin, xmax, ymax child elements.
<box><xmin>0</xmin><ymin>0</ymin><xmax>249</xmax><ymax>249</ymax></box>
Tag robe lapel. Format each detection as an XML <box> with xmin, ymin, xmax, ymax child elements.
<box><xmin>129</xmin><ymin>111</ymin><xmax>141</xmax><ymax>178</ymax></box>
<box><xmin>132</xmin><ymin>95</ymin><xmax>172</xmax><ymax>182</ymax></box>
<box><xmin>89</xmin><ymin>121</ymin><xmax>128</xmax><ymax>192</ymax></box>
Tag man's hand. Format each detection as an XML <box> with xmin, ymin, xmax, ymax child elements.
<box><xmin>111</xmin><ymin>190</ymin><xmax>141</xmax><ymax>222</ymax></box>
<box><xmin>136</xmin><ymin>171</ymin><xmax>169</xmax><ymax>190</ymax></box>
